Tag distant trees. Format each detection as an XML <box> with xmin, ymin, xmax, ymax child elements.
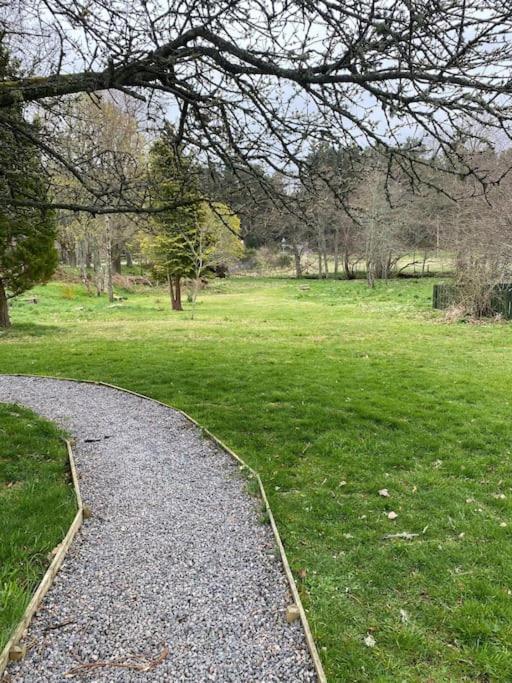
<box><xmin>143</xmin><ymin>200</ymin><xmax>242</xmax><ymax>312</ymax></box>
<box><xmin>352</xmin><ymin>161</ymin><xmax>409</xmax><ymax>286</ymax></box>
<box><xmin>301</xmin><ymin>144</ymin><xmax>360</xmax><ymax>279</ymax></box>
<box><xmin>56</xmin><ymin>95</ymin><xmax>145</xmax><ymax>300</ymax></box>
<box><xmin>0</xmin><ymin>47</ymin><xmax>57</xmax><ymax>328</ymax></box>
<box><xmin>231</xmin><ymin>143</ymin><xmax>431</xmax><ymax>283</ymax></box>
<box><xmin>435</xmin><ymin>146</ymin><xmax>512</xmax><ymax>317</ymax></box>
<box><xmin>198</xmin><ymin>203</ymin><xmax>244</xmax><ymax>275</ymax></box>
<box><xmin>275</xmin><ymin>205</ymin><xmax>311</xmax><ymax>279</ymax></box>
<box><xmin>143</xmin><ymin>132</ymin><xmax>512</xmax><ymax>316</ymax></box>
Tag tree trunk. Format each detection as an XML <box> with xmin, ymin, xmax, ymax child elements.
<box><xmin>126</xmin><ymin>251</ymin><xmax>133</xmax><ymax>268</ymax></box>
<box><xmin>373</xmin><ymin>257</ymin><xmax>385</xmax><ymax>279</ymax></box>
<box><xmin>111</xmin><ymin>251</ymin><xmax>122</xmax><ymax>274</ymax></box>
<box><xmin>318</xmin><ymin>225</ymin><xmax>328</xmax><ymax>277</ymax></box>
<box><xmin>61</xmin><ymin>245</ymin><xmax>76</xmax><ymax>266</ymax></box>
<box><xmin>172</xmin><ymin>276</ymin><xmax>183</xmax><ymax>310</ymax></box>
<box><xmin>190</xmin><ymin>278</ymin><xmax>201</xmax><ymax>319</ymax></box>
<box><xmin>421</xmin><ymin>250</ymin><xmax>428</xmax><ymax>276</ymax></box>
<box><xmin>106</xmin><ymin>260</ymin><xmax>114</xmax><ymax>302</ymax></box>
<box><xmin>75</xmin><ymin>240</ymin><xmax>82</xmax><ymax>269</ymax></box>
<box><xmin>106</xmin><ymin>250</ymin><xmax>114</xmax><ymax>302</ymax></box>
<box><xmin>333</xmin><ymin>228</ymin><xmax>339</xmax><ymax>275</ymax></box>
<box><xmin>105</xmin><ymin>218</ymin><xmax>114</xmax><ymax>303</ymax></box>
<box><xmin>168</xmin><ymin>273</ymin><xmax>183</xmax><ymax>311</ymax></box>
<box><xmin>0</xmin><ymin>280</ymin><xmax>10</xmax><ymax>328</ymax></box>
<box><xmin>292</xmin><ymin>245</ymin><xmax>303</xmax><ymax>278</ymax></box>
<box><xmin>366</xmin><ymin>260</ymin><xmax>375</xmax><ymax>288</ymax></box>
<box><xmin>168</xmin><ymin>271</ymin><xmax>173</xmax><ymax>305</ymax></box>
<box><xmin>343</xmin><ymin>251</ymin><xmax>354</xmax><ymax>280</ymax></box>
<box><xmin>93</xmin><ymin>245</ymin><xmax>104</xmax><ymax>295</ymax></box>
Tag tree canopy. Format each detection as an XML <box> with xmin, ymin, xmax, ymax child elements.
<box><xmin>2</xmin><ymin>2</ymin><xmax>512</xmax><ymax>214</ymax></box>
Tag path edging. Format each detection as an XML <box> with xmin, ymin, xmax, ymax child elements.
<box><xmin>2</xmin><ymin>374</ymin><xmax>327</xmax><ymax>683</ymax></box>
<box><xmin>0</xmin><ymin>439</ymin><xmax>83</xmax><ymax>677</ymax></box>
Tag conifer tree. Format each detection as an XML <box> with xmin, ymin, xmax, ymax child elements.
<box><xmin>147</xmin><ymin>126</ymin><xmax>202</xmax><ymax>311</ymax></box>
<box><xmin>0</xmin><ymin>46</ymin><xmax>57</xmax><ymax>327</ymax></box>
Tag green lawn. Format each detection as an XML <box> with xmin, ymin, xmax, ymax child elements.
<box><xmin>2</xmin><ymin>276</ymin><xmax>512</xmax><ymax>681</ymax></box>
<box><xmin>0</xmin><ymin>404</ymin><xmax>76</xmax><ymax>651</ymax></box>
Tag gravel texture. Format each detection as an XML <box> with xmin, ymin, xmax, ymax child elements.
<box><xmin>0</xmin><ymin>376</ymin><xmax>315</xmax><ymax>682</ymax></box>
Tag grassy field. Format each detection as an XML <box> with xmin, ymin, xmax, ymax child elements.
<box><xmin>1</xmin><ymin>276</ymin><xmax>512</xmax><ymax>681</ymax></box>
<box><xmin>0</xmin><ymin>404</ymin><xmax>76</xmax><ymax>651</ymax></box>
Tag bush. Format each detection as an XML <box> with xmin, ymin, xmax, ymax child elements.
<box><xmin>275</xmin><ymin>253</ymin><xmax>292</xmax><ymax>268</ymax></box>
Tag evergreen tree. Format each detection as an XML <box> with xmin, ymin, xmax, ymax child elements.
<box><xmin>147</xmin><ymin>125</ymin><xmax>202</xmax><ymax>311</ymax></box>
<box><xmin>0</xmin><ymin>46</ymin><xmax>58</xmax><ymax>327</ymax></box>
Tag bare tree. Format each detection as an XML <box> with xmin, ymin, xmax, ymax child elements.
<box><xmin>353</xmin><ymin>162</ymin><xmax>411</xmax><ymax>286</ymax></box>
<box><xmin>2</xmin><ymin>1</ymin><xmax>512</xmax><ymax>216</ymax></box>
<box><xmin>54</xmin><ymin>95</ymin><xmax>146</xmax><ymax>298</ymax></box>
<box><xmin>433</xmin><ymin>146</ymin><xmax>512</xmax><ymax>317</ymax></box>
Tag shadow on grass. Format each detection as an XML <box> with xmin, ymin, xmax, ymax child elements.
<box><xmin>0</xmin><ymin>322</ymin><xmax>61</xmax><ymax>338</ymax></box>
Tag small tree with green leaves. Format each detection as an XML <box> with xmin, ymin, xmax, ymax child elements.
<box><xmin>143</xmin><ymin>227</ymin><xmax>205</xmax><ymax>311</ymax></box>
<box><xmin>146</xmin><ymin>128</ymin><xmax>244</xmax><ymax>311</ymax></box>
<box><xmin>184</xmin><ymin>202</ymin><xmax>243</xmax><ymax>318</ymax></box>
<box><xmin>0</xmin><ymin>47</ymin><xmax>58</xmax><ymax>328</ymax></box>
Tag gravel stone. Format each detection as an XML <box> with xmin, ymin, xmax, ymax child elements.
<box><xmin>0</xmin><ymin>376</ymin><xmax>316</xmax><ymax>682</ymax></box>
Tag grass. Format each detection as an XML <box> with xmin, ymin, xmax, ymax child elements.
<box><xmin>2</xmin><ymin>276</ymin><xmax>512</xmax><ymax>681</ymax></box>
<box><xmin>0</xmin><ymin>404</ymin><xmax>76</xmax><ymax>651</ymax></box>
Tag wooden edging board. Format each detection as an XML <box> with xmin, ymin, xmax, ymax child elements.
<box><xmin>0</xmin><ymin>439</ymin><xmax>83</xmax><ymax>678</ymax></box>
<box><xmin>3</xmin><ymin>374</ymin><xmax>327</xmax><ymax>683</ymax></box>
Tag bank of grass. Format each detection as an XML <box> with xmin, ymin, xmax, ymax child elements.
<box><xmin>0</xmin><ymin>404</ymin><xmax>75</xmax><ymax>651</ymax></box>
<box><xmin>2</xmin><ymin>276</ymin><xmax>512</xmax><ymax>681</ymax></box>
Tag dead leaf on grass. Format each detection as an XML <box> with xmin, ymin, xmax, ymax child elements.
<box><xmin>399</xmin><ymin>609</ymin><xmax>409</xmax><ymax>623</ymax></box>
<box><xmin>363</xmin><ymin>634</ymin><xmax>376</xmax><ymax>648</ymax></box>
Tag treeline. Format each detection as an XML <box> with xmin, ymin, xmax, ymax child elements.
<box><xmin>206</xmin><ymin>141</ymin><xmax>512</xmax><ymax>293</ymax></box>
<box><xmin>54</xmin><ymin>95</ymin><xmax>512</xmax><ymax>318</ymax></box>
<box><xmin>4</xmin><ymin>63</ymin><xmax>512</xmax><ymax>327</ymax></box>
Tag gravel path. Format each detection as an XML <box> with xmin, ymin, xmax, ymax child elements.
<box><xmin>0</xmin><ymin>376</ymin><xmax>315</xmax><ymax>682</ymax></box>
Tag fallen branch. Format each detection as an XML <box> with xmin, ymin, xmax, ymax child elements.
<box><xmin>64</xmin><ymin>645</ymin><xmax>169</xmax><ymax>677</ymax></box>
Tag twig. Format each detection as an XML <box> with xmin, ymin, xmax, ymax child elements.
<box><xmin>64</xmin><ymin>645</ymin><xmax>169</xmax><ymax>677</ymax></box>
<box><xmin>44</xmin><ymin>620</ymin><xmax>75</xmax><ymax>632</ymax></box>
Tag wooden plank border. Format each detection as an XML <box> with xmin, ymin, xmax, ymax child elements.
<box><xmin>0</xmin><ymin>439</ymin><xmax>83</xmax><ymax>677</ymax></box>
<box><xmin>2</xmin><ymin>374</ymin><xmax>327</xmax><ymax>683</ymax></box>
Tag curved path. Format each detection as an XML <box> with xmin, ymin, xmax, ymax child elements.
<box><xmin>0</xmin><ymin>376</ymin><xmax>315</xmax><ymax>682</ymax></box>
